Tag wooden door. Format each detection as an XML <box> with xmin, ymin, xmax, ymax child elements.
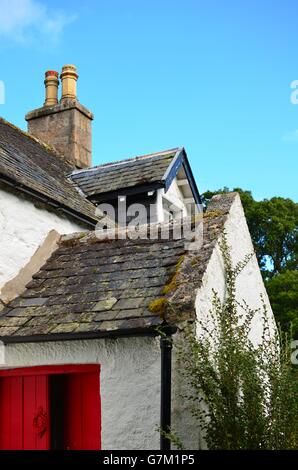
<box><xmin>0</xmin><ymin>365</ymin><xmax>101</xmax><ymax>450</ymax></box>
<box><xmin>0</xmin><ymin>374</ymin><xmax>49</xmax><ymax>450</ymax></box>
<box><xmin>64</xmin><ymin>371</ymin><xmax>101</xmax><ymax>450</ymax></box>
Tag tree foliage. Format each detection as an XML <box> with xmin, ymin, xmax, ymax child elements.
<box><xmin>202</xmin><ymin>188</ymin><xmax>298</xmax><ymax>277</ymax></box>
<box><xmin>265</xmin><ymin>270</ymin><xmax>298</xmax><ymax>339</ymax></box>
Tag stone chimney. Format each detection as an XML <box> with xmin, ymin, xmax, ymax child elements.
<box><xmin>25</xmin><ymin>65</ymin><xmax>93</xmax><ymax>169</ymax></box>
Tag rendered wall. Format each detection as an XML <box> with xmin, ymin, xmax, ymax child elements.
<box><xmin>0</xmin><ymin>188</ymin><xmax>83</xmax><ymax>289</ymax></box>
<box><xmin>195</xmin><ymin>194</ymin><xmax>275</xmax><ymax>345</ymax></box>
<box><xmin>157</xmin><ymin>178</ymin><xmax>188</xmax><ymax>222</ymax></box>
<box><xmin>3</xmin><ymin>337</ymin><xmax>162</xmax><ymax>450</ymax></box>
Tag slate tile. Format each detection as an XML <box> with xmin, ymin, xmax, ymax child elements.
<box><xmin>6</xmin><ymin>307</ymin><xmax>28</xmax><ymax>317</ymax></box>
<box><xmin>0</xmin><ymin>317</ymin><xmax>30</xmax><ymax>327</ymax></box>
<box><xmin>21</xmin><ymin>297</ymin><xmax>49</xmax><ymax>307</ymax></box>
<box><xmin>13</xmin><ymin>324</ymin><xmax>55</xmax><ymax>336</ymax></box>
<box><xmin>26</xmin><ymin>316</ymin><xmax>51</xmax><ymax>326</ymax></box>
<box><xmin>113</xmin><ymin>298</ymin><xmax>144</xmax><ymax>310</ymax></box>
<box><xmin>93</xmin><ymin>311</ymin><xmax>119</xmax><ymax>322</ymax></box>
<box><xmin>50</xmin><ymin>323</ymin><xmax>80</xmax><ymax>334</ymax></box>
<box><xmin>75</xmin><ymin>323</ymin><xmax>102</xmax><ymax>333</ymax></box>
<box><xmin>0</xmin><ymin>326</ymin><xmax>20</xmax><ymax>335</ymax></box>
<box><xmin>98</xmin><ymin>320</ymin><xmax>120</xmax><ymax>331</ymax></box>
<box><xmin>114</xmin><ymin>309</ymin><xmax>145</xmax><ymax>319</ymax></box>
<box><xmin>92</xmin><ymin>298</ymin><xmax>118</xmax><ymax>311</ymax></box>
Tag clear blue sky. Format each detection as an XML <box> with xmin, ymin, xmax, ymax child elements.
<box><xmin>0</xmin><ymin>0</ymin><xmax>297</xmax><ymax>201</ymax></box>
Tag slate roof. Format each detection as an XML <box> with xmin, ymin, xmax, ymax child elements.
<box><xmin>0</xmin><ymin>193</ymin><xmax>238</xmax><ymax>343</ymax></box>
<box><xmin>70</xmin><ymin>149</ymin><xmax>179</xmax><ymax>199</ymax></box>
<box><xmin>0</xmin><ymin>118</ymin><xmax>98</xmax><ymax>226</ymax></box>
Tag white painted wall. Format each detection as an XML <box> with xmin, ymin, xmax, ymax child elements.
<box><xmin>195</xmin><ymin>193</ymin><xmax>276</xmax><ymax>347</ymax></box>
<box><xmin>1</xmin><ymin>332</ymin><xmax>205</xmax><ymax>450</ymax></box>
<box><xmin>0</xmin><ymin>188</ymin><xmax>83</xmax><ymax>290</ymax></box>
<box><xmin>3</xmin><ymin>337</ymin><xmax>162</xmax><ymax>450</ymax></box>
<box><xmin>2</xmin><ymin>334</ymin><xmax>199</xmax><ymax>450</ymax></box>
<box><xmin>157</xmin><ymin>178</ymin><xmax>189</xmax><ymax>223</ymax></box>
<box><xmin>163</xmin><ymin>179</ymin><xmax>188</xmax><ymax>214</ymax></box>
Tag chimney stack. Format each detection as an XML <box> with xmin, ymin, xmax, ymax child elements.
<box><xmin>25</xmin><ymin>65</ymin><xmax>93</xmax><ymax>169</ymax></box>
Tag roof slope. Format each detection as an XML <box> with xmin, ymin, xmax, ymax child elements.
<box><xmin>70</xmin><ymin>149</ymin><xmax>179</xmax><ymax>199</ymax></box>
<box><xmin>0</xmin><ymin>193</ymin><xmax>238</xmax><ymax>342</ymax></box>
<box><xmin>0</xmin><ymin>236</ymin><xmax>186</xmax><ymax>339</ymax></box>
<box><xmin>0</xmin><ymin>118</ymin><xmax>98</xmax><ymax>225</ymax></box>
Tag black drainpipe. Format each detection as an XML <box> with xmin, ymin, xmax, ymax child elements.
<box><xmin>160</xmin><ymin>326</ymin><xmax>176</xmax><ymax>451</ymax></box>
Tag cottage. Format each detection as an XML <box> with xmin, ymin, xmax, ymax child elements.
<box><xmin>0</xmin><ymin>66</ymin><xmax>276</xmax><ymax>450</ymax></box>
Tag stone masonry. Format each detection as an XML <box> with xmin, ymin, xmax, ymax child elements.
<box><xmin>25</xmin><ymin>98</ymin><xmax>93</xmax><ymax>169</ymax></box>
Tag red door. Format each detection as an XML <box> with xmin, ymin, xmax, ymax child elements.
<box><xmin>0</xmin><ymin>374</ymin><xmax>49</xmax><ymax>450</ymax></box>
<box><xmin>0</xmin><ymin>365</ymin><xmax>101</xmax><ymax>450</ymax></box>
<box><xmin>64</xmin><ymin>371</ymin><xmax>101</xmax><ymax>450</ymax></box>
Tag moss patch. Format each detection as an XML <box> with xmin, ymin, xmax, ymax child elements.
<box><xmin>162</xmin><ymin>255</ymin><xmax>185</xmax><ymax>295</ymax></box>
<box><xmin>162</xmin><ymin>277</ymin><xmax>177</xmax><ymax>295</ymax></box>
<box><xmin>148</xmin><ymin>298</ymin><xmax>169</xmax><ymax>318</ymax></box>
<box><xmin>190</xmin><ymin>257</ymin><xmax>199</xmax><ymax>267</ymax></box>
<box><xmin>191</xmin><ymin>210</ymin><xmax>224</xmax><ymax>223</ymax></box>
<box><xmin>203</xmin><ymin>210</ymin><xmax>224</xmax><ymax>219</ymax></box>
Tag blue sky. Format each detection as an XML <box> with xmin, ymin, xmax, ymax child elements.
<box><xmin>0</xmin><ymin>0</ymin><xmax>297</xmax><ymax>201</ymax></box>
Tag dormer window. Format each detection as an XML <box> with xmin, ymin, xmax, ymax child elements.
<box><xmin>162</xmin><ymin>197</ymin><xmax>183</xmax><ymax>223</ymax></box>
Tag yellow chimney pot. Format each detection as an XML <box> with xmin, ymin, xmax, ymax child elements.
<box><xmin>44</xmin><ymin>70</ymin><xmax>59</xmax><ymax>106</ymax></box>
<box><xmin>60</xmin><ymin>64</ymin><xmax>78</xmax><ymax>101</ymax></box>
<box><xmin>26</xmin><ymin>64</ymin><xmax>93</xmax><ymax>168</ymax></box>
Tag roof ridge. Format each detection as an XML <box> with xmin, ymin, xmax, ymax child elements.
<box><xmin>59</xmin><ymin>201</ymin><xmax>235</xmax><ymax>247</ymax></box>
<box><xmin>71</xmin><ymin>147</ymin><xmax>180</xmax><ymax>176</ymax></box>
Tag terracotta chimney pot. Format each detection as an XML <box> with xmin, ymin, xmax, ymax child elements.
<box><xmin>44</xmin><ymin>70</ymin><xmax>59</xmax><ymax>107</ymax></box>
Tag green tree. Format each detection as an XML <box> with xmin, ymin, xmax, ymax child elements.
<box><xmin>266</xmin><ymin>270</ymin><xmax>298</xmax><ymax>339</ymax></box>
<box><xmin>202</xmin><ymin>188</ymin><xmax>298</xmax><ymax>277</ymax></box>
